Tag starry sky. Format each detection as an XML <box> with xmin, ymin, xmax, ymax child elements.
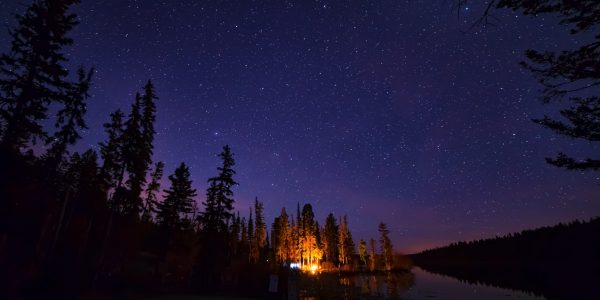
<box><xmin>1</xmin><ymin>0</ymin><xmax>598</xmax><ymax>253</ymax></box>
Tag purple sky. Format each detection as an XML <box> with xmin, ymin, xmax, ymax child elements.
<box><xmin>1</xmin><ymin>0</ymin><xmax>598</xmax><ymax>253</ymax></box>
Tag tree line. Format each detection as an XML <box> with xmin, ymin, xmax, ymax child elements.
<box><xmin>0</xmin><ymin>1</ymin><xmax>405</xmax><ymax>298</ymax></box>
<box><xmin>412</xmin><ymin>217</ymin><xmax>600</xmax><ymax>299</ymax></box>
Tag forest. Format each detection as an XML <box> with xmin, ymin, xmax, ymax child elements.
<box><xmin>1</xmin><ymin>0</ymin><xmax>599</xmax><ymax>299</ymax></box>
<box><xmin>412</xmin><ymin>218</ymin><xmax>600</xmax><ymax>299</ymax></box>
<box><xmin>0</xmin><ymin>1</ymin><xmax>406</xmax><ymax>298</ymax></box>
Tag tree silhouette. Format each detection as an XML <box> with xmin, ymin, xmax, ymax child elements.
<box><xmin>272</xmin><ymin>207</ymin><xmax>291</xmax><ymax>263</ymax></box>
<box><xmin>323</xmin><ymin>213</ymin><xmax>339</xmax><ymax>265</ymax></box>
<box><xmin>199</xmin><ymin>145</ymin><xmax>238</xmax><ymax>233</ymax></box>
<box><xmin>369</xmin><ymin>238</ymin><xmax>377</xmax><ymax>271</ymax></box>
<box><xmin>359</xmin><ymin>239</ymin><xmax>367</xmax><ymax>266</ymax></box>
<box><xmin>0</xmin><ymin>0</ymin><xmax>89</xmax><ymax>155</ymax></box>
<box><xmin>254</xmin><ymin>197</ymin><xmax>267</xmax><ymax>252</ymax></box>
<box><xmin>142</xmin><ymin>161</ymin><xmax>164</xmax><ymax>222</ymax></box>
<box><xmin>99</xmin><ymin>110</ymin><xmax>125</xmax><ymax>190</ymax></box>
<box><xmin>378</xmin><ymin>222</ymin><xmax>393</xmax><ymax>271</ymax></box>
<box><xmin>45</xmin><ymin>66</ymin><xmax>93</xmax><ymax>167</ymax></box>
<box><xmin>460</xmin><ymin>0</ymin><xmax>600</xmax><ymax>170</ymax></box>
<box><xmin>156</xmin><ymin>162</ymin><xmax>197</xmax><ymax>229</ymax></box>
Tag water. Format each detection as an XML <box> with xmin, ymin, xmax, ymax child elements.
<box><xmin>299</xmin><ymin>267</ymin><xmax>546</xmax><ymax>299</ymax></box>
<box><xmin>402</xmin><ymin>267</ymin><xmax>545</xmax><ymax>299</ymax></box>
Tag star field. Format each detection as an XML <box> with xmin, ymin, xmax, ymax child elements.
<box><xmin>1</xmin><ymin>0</ymin><xmax>598</xmax><ymax>252</ymax></box>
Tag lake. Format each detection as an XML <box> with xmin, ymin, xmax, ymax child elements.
<box><xmin>298</xmin><ymin>267</ymin><xmax>546</xmax><ymax>299</ymax></box>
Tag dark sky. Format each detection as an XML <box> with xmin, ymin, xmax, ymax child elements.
<box><xmin>1</xmin><ymin>0</ymin><xmax>598</xmax><ymax>253</ymax></box>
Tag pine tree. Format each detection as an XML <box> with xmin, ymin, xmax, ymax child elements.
<box><xmin>338</xmin><ymin>215</ymin><xmax>354</xmax><ymax>266</ymax></box>
<box><xmin>240</xmin><ymin>217</ymin><xmax>248</xmax><ymax>245</ymax></box>
<box><xmin>462</xmin><ymin>0</ymin><xmax>600</xmax><ymax>170</ymax></box>
<box><xmin>121</xmin><ymin>93</ymin><xmax>144</xmax><ymax>215</ymax></box>
<box><xmin>338</xmin><ymin>215</ymin><xmax>348</xmax><ymax>265</ymax></box>
<box><xmin>45</xmin><ymin>66</ymin><xmax>93</xmax><ymax>166</ymax></box>
<box><xmin>290</xmin><ymin>216</ymin><xmax>299</xmax><ymax>263</ymax></box>
<box><xmin>230</xmin><ymin>212</ymin><xmax>241</xmax><ymax>255</ymax></box>
<box><xmin>199</xmin><ymin>145</ymin><xmax>238</xmax><ymax>233</ymax></box>
<box><xmin>254</xmin><ymin>197</ymin><xmax>267</xmax><ymax>250</ymax></box>
<box><xmin>323</xmin><ymin>213</ymin><xmax>340</xmax><ymax>265</ymax></box>
<box><xmin>140</xmin><ymin>80</ymin><xmax>157</xmax><ymax>161</ymax></box>
<box><xmin>378</xmin><ymin>222</ymin><xmax>393</xmax><ymax>271</ymax></box>
<box><xmin>99</xmin><ymin>110</ymin><xmax>125</xmax><ymax>190</ymax></box>
<box><xmin>0</xmin><ymin>0</ymin><xmax>87</xmax><ymax>155</ymax></box>
<box><xmin>272</xmin><ymin>207</ymin><xmax>290</xmax><ymax>263</ymax></box>
<box><xmin>300</xmin><ymin>204</ymin><xmax>318</xmax><ymax>266</ymax></box>
<box><xmin>359</xmin><ymin>239</ymin><xmax>367</xmax><ymax>266</ymax></box>
<box><xmin>156</xmin><ymin>163</ymin><xmax>197</xmax><ymax>230</ymax></box>
<box><xmin>247</xmin><ymin>209</ymin><xmax>256</xmax><ymax>262</ymax></box>
<box><xmin>142</xmin><ymin>161</ymin><xmax>164</xmax><ymax>222</ymax></box>
<box><xmin>369</xmin><ymin>238</ymin><xmax>377</xmax><ymax>271</ymax></box>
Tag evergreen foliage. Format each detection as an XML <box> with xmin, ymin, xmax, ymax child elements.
<box><xmin>156</xmin><ymin>162</ymin><xmax>197</xmax><ymax>229</ymax></box>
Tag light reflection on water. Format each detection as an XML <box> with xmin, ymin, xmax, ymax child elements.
<box><xmin>300</xmin><ymin>267</ymin><xmax>546</xmax><ymax>299</ymax></box>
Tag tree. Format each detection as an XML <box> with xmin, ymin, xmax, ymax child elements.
<box><xmin>254</xmin><ymin>197</ymin><xmax>267</xmax><ymax>250</ymax></box>
<box><xmin>290</xmin><ymin>216</ymin><xmax>300</xmax><ymax>263</ymax></box>
<box><xmin>338</xmin><ymin>215</ymin><xmax>354</xmax><ymax>265</ymax></box>
<box><xmin>199</xmin><ymin>145</ymin><xmax>238</xmax><ymax>233</ymax></box>
<box><xmin>323</xmin><ymin>213</ymin><xmax>339</xmax><ymax>265</ymax></box>
<box><xmin>359</xmin><ymin>239</ymin><xmax>367</xmax><ymax>266</ymax></box>
<box><xmin>142</xmin><ymin>161</ymin><xmax>164</xmax><ymax>222</ymax></box>
<box><xmin>45</xmin><ymin>66</ymin><xmax>93</xmax><ymax>166</ymax></box>
<box><xmin>140</xmin><ymin>80</ymin><xmax>157</xmax><ymax>163</ymax></box>
<box><xmin>300</xmin><ymin>204</ymin><xmax>318</xmax><ymax>266</ymax></box>
<box><xmin>0</xmin><ymin>0</ymin><xmax>90</xmax><ymax>155</ymax></box>
<box><xmin>99</xmin><ymin>110</ymin><xmax>125</xmax><ymax>190</ymax></box>
<box><xmin>230</xmin><ymin>212</ymin><xmax>241</xmax><ymax>255</ymax></box>
<box><xmin>378</xmin><ymin>222</ymin><xmax>393</xmax><ymax>271</ymax></box>
<box><xmin>156</xmin><ymin>163</ymin><xmax>197</xmax><ymax>230</ymax></box>
<box><xmin>247</xmin><ymin>209</ymin><xmax>257</xmax><ymax>262</ymax></box>
<box><xmin>462</xmin><ymin>0</ymin><xmax>600</xmax><ymax>170</ymax></box>
<box><xmin>369</xmin><ymin>238</ymin><xmax>377</xmax><ymax>271</ymax></box>
<box><xmin>272</xmin><ymin>207</ymin><xmax>291</xmax><ymax>263</ymax></box>
<box><xmin>240</xmin><ymin>217</ymin><xmax>248</xmax><ymax>245</ymax></box>
<box><xmin>121</xmin><ymin>93</ymin><xmax>144</xmax><ymax>215</ymax></box>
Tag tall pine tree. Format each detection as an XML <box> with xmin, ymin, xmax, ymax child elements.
<box><xmin>199</xmin><ymin>145</ymin><xmax>238</xmax><ymax>233</ymax></box>
<box><xmin>156</xmin><ymin>162</ymin><xmax>197</xmax><ymax>230</ymax></box>
<box><xmin>0</xmin><ymin>0</ymin><xmax>91</xmax><ymax>155</ymax></box>
<box><xmin>142</xmin><ymin>161</ymin><xmax>164</xmax><ymax>222</ymax></box>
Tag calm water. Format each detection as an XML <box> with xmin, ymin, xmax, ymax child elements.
<box><xmin>299</xmin><ymin>267</ymin><xmax>546</xmax><ymax>299</ymax></box>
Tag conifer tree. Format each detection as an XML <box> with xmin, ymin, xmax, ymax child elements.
<box><xmin>240</xmin><ymin>217</ymin><xmax>248</xmax><ymax>245</ymax></box>
<box><xmin>462</xmin><ymin>0</ymin><xmax>600</xmax><ymax>170</ymax></box>
<box><xmin>45</xmin><ymin>66</ymin><xmax>93</xmax><ymax>166</ymax></box>
<box><xmin>199</xmin><ymin>145</ymin><xmax>238</xmax><ymax>233</ymax></box>
<box><xmin>156</xmin><ymin>163</ymin><xmax>197</xmax><ymax>230</ymax></box>
<box><xmin>290</xmin><ymin>217</ymin><xmax>299</xmax><ymax>263</ymax></box>
<box><xmin>0</xmin><ymin>0</ymin><xmax>89</xmax><ymax>155</ymax></box>
<box><xmin>142</xmin><ymin>161</ymin><xmax>164</xmax><ymax>222</ymax></box>
<box><xmin>324</xmin><ymin>213</ymin><xmax>340</xmax><ymax>264</ymax></box>
<box><xmin>141</xmin><ymin>80</ymin><xmax>157</xmax><ymax>161</ymax></box>
<box><xmin>300</xmin><ymin>204</ymin><xmax>318</xmax><ymax>266</ymax></box>
<box><xmin>359</xmin><ymin>239</ymin><xmax>367</xmax><ymax>266</ymax></box>
<box><xmin>338</xmin><ymin>215</ymin><xmax>349</xmax><ymax>265</ymax></box>
<box><xmin>247</xmin><ymin>209</ymin><xmax>257</xmax><ymax>262</ymax></box>
<box><xmin>272</xmin><ymin>207</ymin><xmax>291</xmax><ymax>263</ymax></box>
<box><xmin>369</xmin><ymin>238</ymin><xmax>377</xmax><ymax>271</ymax></box>
<box><xmin>230</xmin><ymin>212</ymin><xmax>241</xmax><ymax>254</ymax></box>
<box><xmin>378</xmin><ymin>222</ymin><xmax>393</xmax><ymax>271</ymax></box>
<box><xmin>121</xmin><ymin>93</ymin><xmax>144</xmax><ymax>215</ymax></box>
<box><xmin>254</xmin><ymin>197</ymin><xmax>267</xmax><ymax>250</ymax></box>
<box><xmin>99</xmin><ymin>110</ymin><xmax>125</xmax><ymax>190</ymax></box>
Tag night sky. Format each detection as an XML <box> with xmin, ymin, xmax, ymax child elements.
<box><xmin>1</xmin><ymin>0</ymin><xmax>598</xmax><ymax>253</ymax></box>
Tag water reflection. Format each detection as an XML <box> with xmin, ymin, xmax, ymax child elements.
<box><xmin>299</xmin><ymin>268</ymin><xmax>548</xmax><ymax>299</ymax></box>
<box><xmin>299</xmin><ymin>270</ymin><xmax>415</xmax><ymax>299</ymax></box>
